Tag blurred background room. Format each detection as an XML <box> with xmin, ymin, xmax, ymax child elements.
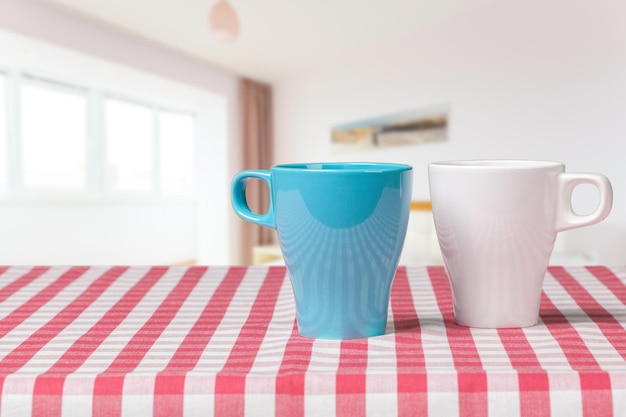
<box><xmin>0</xmin><ymin>0</ymin><xmax>624</xmax><ymax>266</ymax></box>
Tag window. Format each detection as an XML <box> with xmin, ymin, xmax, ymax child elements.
<box><xmin>0</xmin><ymin>74</ymin><xmax>6</xmax><ymax>192</ymax></box>
<box><xmin>105</xmin><ymin>98</ymin><xmax>153</xmax><ymax>192</ymax></box>
<box><xmin>159</xmin><ymin>110</ymin><xmax>195</xmax><ymax>194</ymax></box>
<box><xmin>20</xmin><ymin>80</ymin><xmax>87</xmax><ymax>189</ymax></box>
<box><xmin>0</xmin><ymin>71</ymin><xmax>196</xmax><ymax>199</ymax></box>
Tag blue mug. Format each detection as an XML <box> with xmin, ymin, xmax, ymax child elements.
<box><xmin>231</xmin><ymin>162</ymin><xmax>413</xmax><ymax>339</ymax></box>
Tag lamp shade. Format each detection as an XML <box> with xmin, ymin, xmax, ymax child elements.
<box><xmin>208</xmin><ymin>1</ymin><xmax>240</xmax><ymax>42</ymax></box>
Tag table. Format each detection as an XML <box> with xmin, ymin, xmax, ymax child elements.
<box><xmin>0</xmin><ymin>265</ymin><xmax>624</xmax><ymax>417</ymax></box>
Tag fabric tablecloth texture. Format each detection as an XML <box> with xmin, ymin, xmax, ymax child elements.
<box><xmin>0</xmin><ymin>265</ymin><xmax>624</xmax><ymax>417</ymax></box>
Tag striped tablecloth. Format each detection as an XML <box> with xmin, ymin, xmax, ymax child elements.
<box><xmin>0</xmin><ymin>265</ymin><xmax>624</xmax><ymax>417</ymax></box>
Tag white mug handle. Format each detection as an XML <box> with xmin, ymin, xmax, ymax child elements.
<box><xmin>555</xmin><ymin>173</ymin><xmax>613</xmax><ymax>232</ymax></box>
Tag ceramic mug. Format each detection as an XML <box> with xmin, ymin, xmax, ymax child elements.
<box><xmin>428</xmin><ymin>160</ymin><xmax>613</xmax><ymax>328</ymax></box>
<box><xmin>231</xmin><ymin>162</ymin><xmax>413</xmax><ymax>339</ymax></box>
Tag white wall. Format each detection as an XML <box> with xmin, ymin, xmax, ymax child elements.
<box><xmin>0</xmin><ymin>0</ymin><xmax>242</xmax><ymax>265</ymax></box>
<box><xmin>274</xmin><ymin>0</ymin><xmax>626</xmax><ymax>265</ymax></box>
<box><xmin>0</xmin><ymin>201</ymin><xmax>197</xmax><ymax>265</ymax></box>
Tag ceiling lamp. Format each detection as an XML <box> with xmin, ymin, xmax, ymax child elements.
<box><xmin>208</xmin><ymin>0</ymin><xmax>240</xmax><ymax>42</ymax></box>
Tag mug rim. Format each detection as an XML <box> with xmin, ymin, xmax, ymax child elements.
<box><xmin>429</xmin><ymin>159</ymin><xmax>563</xmax><ymax>169</ymax></box>
<box><xmin>273</xmin><ymin>162</ymin><xmax>413</xmax><ymax>172</ymax></box>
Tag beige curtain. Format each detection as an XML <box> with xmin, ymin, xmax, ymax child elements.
<box><xmin>239</xmin><ymin>78</ymin><xmax>275</xmax><ymax>264</ymax></box>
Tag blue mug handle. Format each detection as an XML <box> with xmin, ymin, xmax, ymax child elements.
<box><xmin>231</xmin><ymin>170</ymin><xmax>276</xmax><ymax>229</ymax></box>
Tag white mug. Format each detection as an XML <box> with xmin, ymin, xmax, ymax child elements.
<box><xmin>428</xmin><ymin>160</ymin><xmax>613</xmax><ymax>328</ymax></box>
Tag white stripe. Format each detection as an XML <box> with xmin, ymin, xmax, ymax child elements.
<box><xmin>548</xmin><ymin>373</ymin><xmax>582</xmax><ymax>417</ymax></box>
<box><xmin>367</xmin><ymin>392</ymin><xmax>397</xmax><ymax>417</ymax></box>
<box><xmin>610</xmin><ymin>372</ymin><xmax>626</xmax><ymax>416</ymax></box>
<box><xmin>61</xmin><ymin>374</ymin><xmax>93</xmax><ymax>417</ymax></box>
<box><xmin>183</xmin><ymin>375</ymin><xmax>215</xmax><ymax>417</ymax></box>
<box><xmin>305</xmin><ymin>339</ymin><xmax>341</xmax><ymax>417</ymax></box>
<box><xmin>305</xmin><ymin>393</ymin><xmax>336</xmax><ymax>417</ymax></box>
<box><xmin>606</xmin><ymin>266</ymin><xmax>626</xmax><ymax>284</ymax></box>
<box><xmin>120</xmin><ymin>374</ymin><xmax>154</xmax><ymax>417</ymax></box>
<box><xmin>428</xmin><ymin>374</ymin><xmax>460</xmax><ymax>417</ymax></box>
<box><xmin>244</xmin><ymin>393</ymin><xmax>275</xmax><ymax>417</ymax></box>
<box><xmin>2</xmin><ymin>374</ymin><xmax>34</xmax><ymax>417</ymax></box>
<box><xmin>486</xmin><ymin>373</ymin><xmax>520</xmax><ymax>417</ymax></box>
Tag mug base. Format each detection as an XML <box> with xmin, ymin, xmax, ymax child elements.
<box><xmin>297</xmin><ymin>322</ymin><xmax>387</xmax><ymax>340</ymax></box>
<box><xmin>454</xmin><ymin>317</ymin><xmax>539</xmax><ymax>329</ymax></box>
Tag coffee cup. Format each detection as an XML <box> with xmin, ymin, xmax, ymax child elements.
<box><xmin>231</xmin><ymin>162</ymin><xmax>413</xmax><ymax>339</ymax></box>
<box><xmin>428</xmin><ymin>160</ymin><xmax>613</xmax><ymax>328</ymax></box>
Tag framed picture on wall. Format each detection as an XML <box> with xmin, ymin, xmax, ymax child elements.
<box><xmin>331</xmin><ymin>105</ymin><xmax>448</xmax><ymax>152</ymax></box>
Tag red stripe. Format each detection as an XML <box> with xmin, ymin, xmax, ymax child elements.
<box><xmin>391</xmin><ymin>267</ymin><xmax>427</xmax><ymax>416</ymax></box>
<box><xmin>31</xmin><ymin>266</ymin><xmax>165</xmax><ymax>417</ymax></box>
<box><xmin>427</xmin><ymin>266</ymin><xmax>488</xmax><ymax>417</ymax></box>
<box><xmin>212</xmin><ymin>267</ymin><xmax>287</xmax><ymax>417</ymax></box>
<box><xmin>92</xmin><ymin>266</ymin><xmax>209</xmax><ymax>417</ymax></box>
<box><xmin>336</xmin><ymin>340</ymin><xmax>368</xmax><ymax>417</ymax></box>
<box><xmin>275</xmin><ymin>321</ymin><xmax>315</xmax><ymax>417</ymax></box>
<box><xmin>540</xmin><ymin>270</ymin><xmax>613</xmax><ymax>417</ymax></box>
<box><xmin>497</xmin><ymin>328</ymin><xmax>550</xmax><ymax>417</ymax></box>
<box><xmin>143</xmin><ymin>266</ymin><xmax>246</xmax><ymax>417</ymax></box>
<box><xmin>585</xmin><ymin>266</ymin><xmax>626</xmax><ymax>306</ymax></box>
<box><xmin>0</xmin><ymin>266</ymin><xmax>117</xmax><ymax>413</ymax></box>
<box><xmin>0</xmin><ymin>266</ymin><xmax>49</xmax><ymax>303</ymax></box>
